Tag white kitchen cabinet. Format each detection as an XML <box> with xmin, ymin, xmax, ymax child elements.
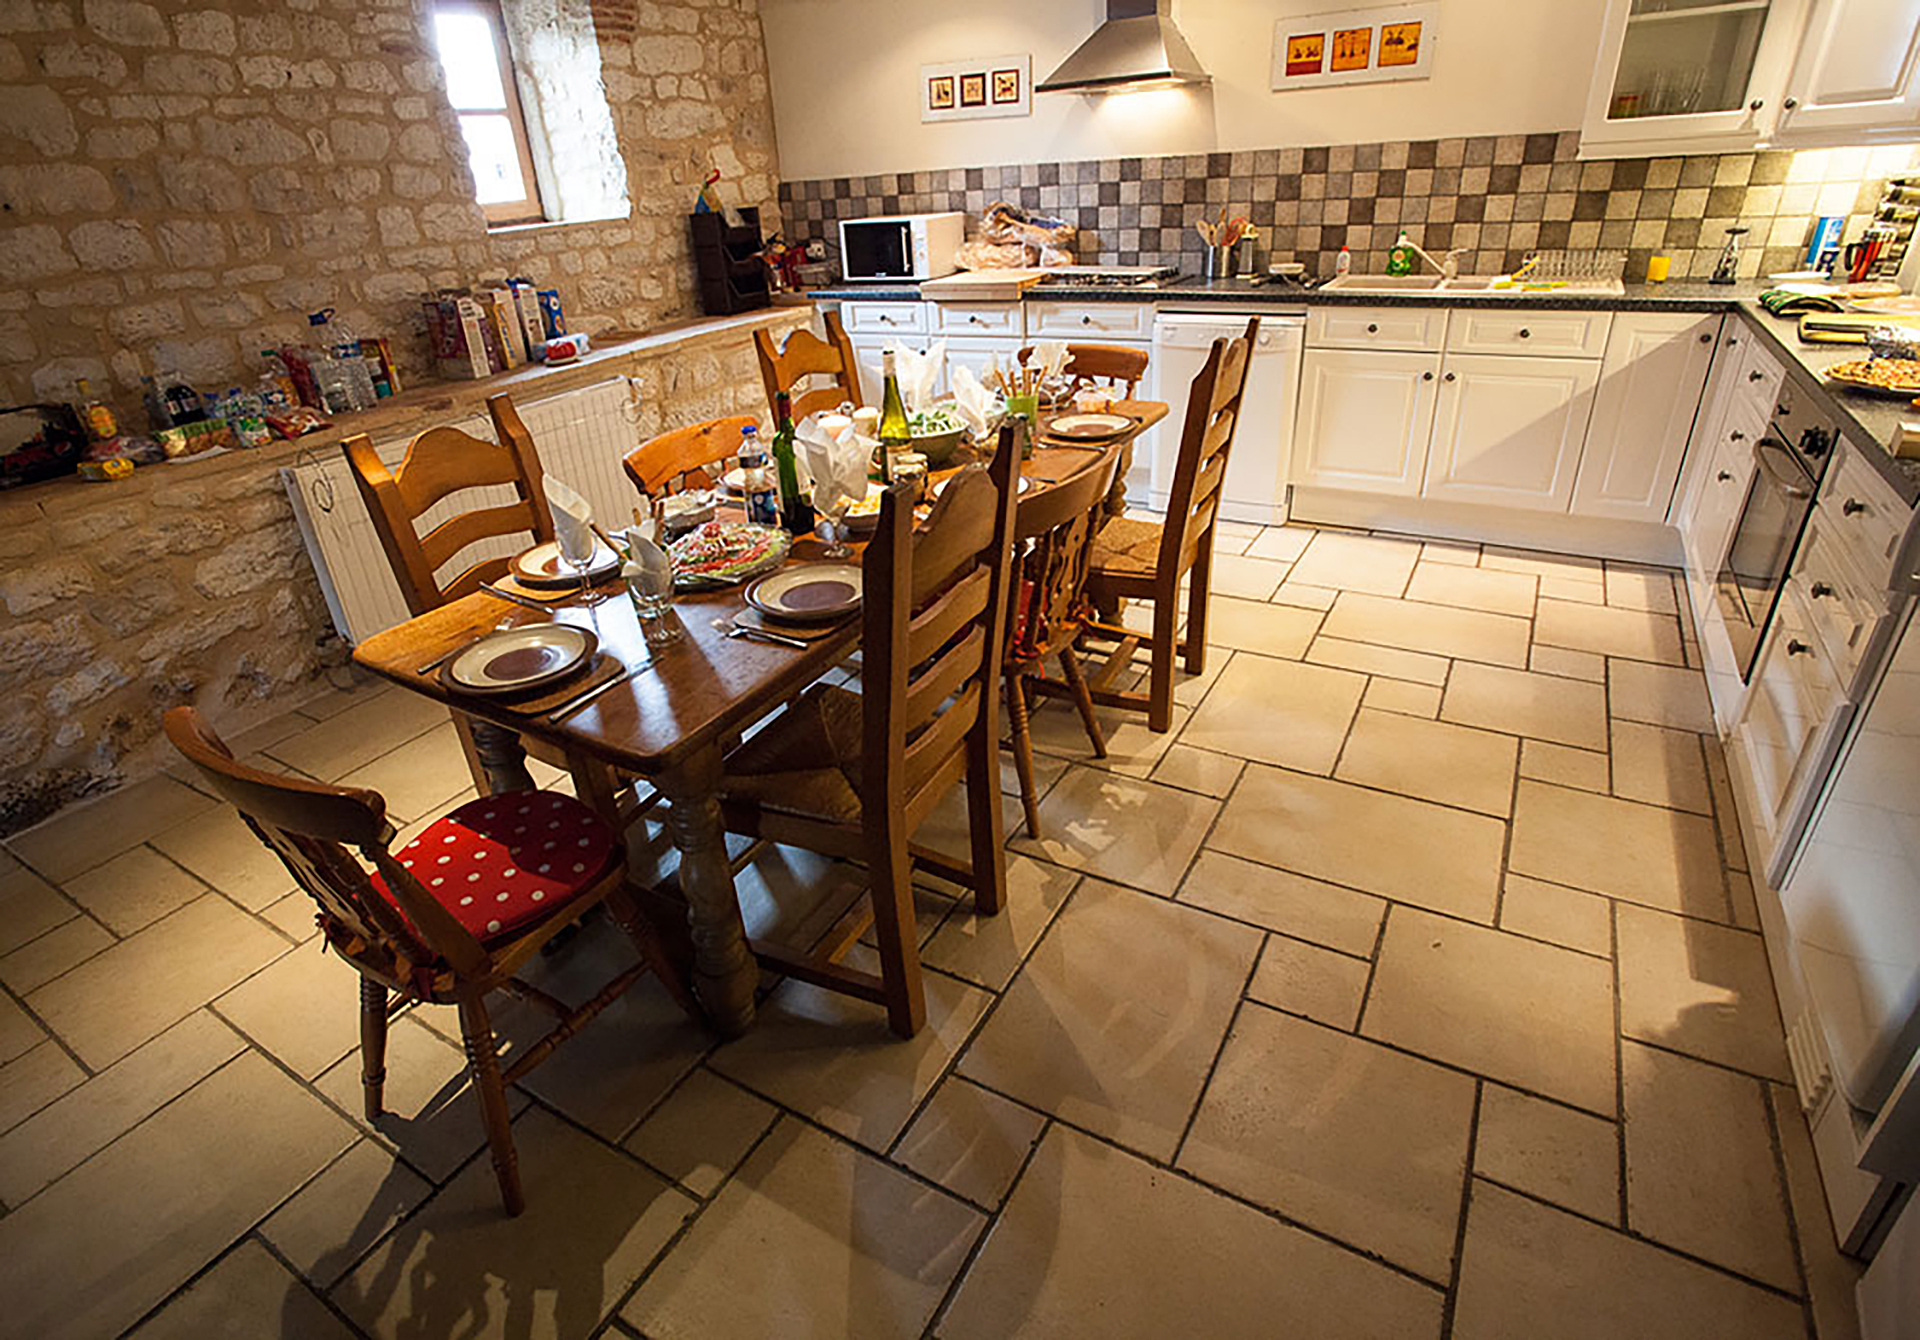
<box><xmin>1775</xmin><ymin>0</ymin><xmax>1920</xmax><ymax>145</ymax></box>
<box><xmin>1423</xmin><ymin>354</ymin><xmax>1602</xmax><ymax>513</ymax></box>
<box><xmin>1573</xmin><ymin>312</ymin><xmax>1722</xmax><ymax>523</ymax></box>
<box><xmin>1681</xmin><ymin>402</ymin><xmax>1765</xmax><ymax>615</ymax></box>
<box><xmin>942</xmin><ymin>335</ymin><xmax>1027</xmax><ymax>394</ymax></box>
<box><xmin>1293</xmin><ymin>347</ymin><xmax>1442</xmax><ymax>496</ymax></box>
<box><xmin>846</xmin><ymin>337</ymin><xmax>894</xmax><ymax>406</ymax></box>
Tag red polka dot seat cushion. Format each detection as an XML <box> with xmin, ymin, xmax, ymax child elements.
<box><xmin>373</xmin><ymin>791</ymin><xmax>619</xmax><ymax>947</ymax></box>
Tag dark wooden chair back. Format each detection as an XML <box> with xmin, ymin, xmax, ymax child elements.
<box><xmin>623</xmin><ymin>415</ymin><xmax>758</xmax><ymax>498</ymax></box>
<box><xmin>1158</xmin><ymin>317</ymin><xmax>1258</xmax><ymax>576</ymax></box>
<box><xmin>163</xmin><ymin>706</ymin><xmax>491</xmax><ymax>983</ymax></box>
<box><xmin>1008</xmin><ymin>446</ymin><xmax>1124</xmax><ymax>660</ymax></box>
<box><xmin>756</xmin><ymin>310</ymin><xmax>863</xmax><ymax>422</ymax></box>
<box><xmin>344</xmin><ymin>392</ymin><xmax>553</xmax><ymax>617</ymax></box>
<box><xmin>1019</xmin><ymin>343</ymin><xmax>1151</xmax><ymax>397</ymax></box>
<box><xmin>861</xmin><ymin>424</ymin><xmax>1020</xmax><ymax>832</ymax></box>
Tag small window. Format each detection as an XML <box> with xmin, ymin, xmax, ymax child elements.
<box><xmin>432</xmin><ymin>1</ymin><xmax>545</xmax><ymax>226</ymax></box>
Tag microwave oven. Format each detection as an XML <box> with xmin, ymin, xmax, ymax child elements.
<box><xmin>837</xmin><ymin>212</ymin><xmax>965</xmax><ymax>282</ymax></box>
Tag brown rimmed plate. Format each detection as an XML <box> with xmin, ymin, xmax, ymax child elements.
<box><xmin>512</xmin><ymin>539</ymin><xmax>622</xmax><ymax>589</ymax></box>
<box><xmin>440</xmin><ymin>625</ymin><xmax>598</xmax><ymax>696</ymax></box>
<box><xmin>1043</xmin><ymin>411</ymin><xmax>1135</xmax><ymax>441</ymax></box>
<box><xmin>745</xmin><ymin>563</ymin><xmax>863</xmax><ymax>623</ymax></box>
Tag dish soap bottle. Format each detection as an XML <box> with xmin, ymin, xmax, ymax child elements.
<box><xmin>1334</xmin><ymin>246</ymin><xmax>1353</xmax><ymax>278</ymax></box>
<box><xmin>1386</xmin><ymin>230</ymin><xmax>1418</xmax><ymax>277</ymax></box>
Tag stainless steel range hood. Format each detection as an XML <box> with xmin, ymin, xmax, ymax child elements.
<box><xmin>1036</xmin><ymin>0</ymin><xmax>1211</xmax><ymax>93</ymax></box>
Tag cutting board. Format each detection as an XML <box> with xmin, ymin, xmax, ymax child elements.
<box><xmin>1798</xmin><ymin>312</ymin><xmax>1920</xmax><ymax>343</ymax></box>
<box><xmin>920</xmin><ymin>269</ymin><xmax>1048</xmax><ymax>302</ymax></box>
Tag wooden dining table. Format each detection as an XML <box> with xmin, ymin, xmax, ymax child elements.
<box><xmin>352</xmin><ymin>401</ymin><xmax>1168</xmax><ymax>1034</ymax></box>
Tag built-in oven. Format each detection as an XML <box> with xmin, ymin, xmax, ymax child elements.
<box><xmin>1715</xmin><ymin>382</ymin><xmax>1837</xmax><ymax>680</ymax></box>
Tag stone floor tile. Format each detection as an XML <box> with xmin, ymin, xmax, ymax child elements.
<box><xmin>260</xmin><ymin>892</ymin><xmax>321</xmax><ymax>943</ymax></box>
<box><xmin>1362</xmin><ymin>676</ymin><xmax>1443</xmax><ymax>717</ymax></box>
<box><xmin>1537</xmin><ymin>597</ymin><xmax>1686</xmax><ymax>664</ymax></box>
<box><xmin>1364</xmin><ymin>906</ymin><xmax>1618</xmax><ymax>1114</ymax></box>
<box><xmin>1210</xmin><ymin>765</ymin><xmax>1505</xmax><ymax>924</ymax></box>
<box><xmin>1703</xmin><ymin>734</ymin><xmax>1750</xmax><ymax>873</ymax></box>
<box><xmin>340</xmin><ymin>1106</ymin><xmax>695</xmax><ymax>1340</ymax></box>
<box><xmin>0</xmin><ymin>914</ymin><xmax>113</xmax><ymax>994</ymax></box>
<box><xmin>315</xmin><ymin>1015</ymin><xmax>530</xmax><ymax>1183</ymax></box>
<box><xmin>1499</xmin><ymin>874</ymin><xmax>1612</xmax><ymax>956</ymax></box>
<box><xmin>1474</xmin><ymin>1083</ymin><xmax>1619</xmax><ymax>1223</ymax></box>
<box><xmin>1727</xmin><ymin>869</ymin><xmax>1762</xmax><ymax>932</ymax></box>
<box><xmin>1616</xmin><ymin>903</ymin><xmax>1791</xmax><ymax>1082</ymax></box>
<box><xmin>1180</xmin><ymin>1006</ymin><xmax>1474</xmax><ymax>1280</ymax></box>
<box><xmin>1306</xmin><ymin>634</ymin><xmax>1452</xmax><ymax>684</ymax></box>
<box><xmin>1335</xmin><ymin>708</ymin><xmax>1518</xmax><ymax>817</ymax></box>
<box><xmin>959</xmin><ymin>880</ymin><xmax>1260</xmax><ymax>1161</ymax></box>
<box><xmin>1605</xmin><ymin>563</ymin><xmax>1680</xmax><ymax>613</ymax></box>
<box><xmin>260</xmin><ymin>1139</ymin><xmax>433</xmax><ymax>1290</ymax></box>
<box><xmin>1405</xmin><ymin>561</ymin><xmax>1538</xmax><ymax>616</ymax></box>
<box><xmin>1271</xmin><ymin>580</ymin><xmax>1340</xmax><ymax>610</ymax></box>
<box><xmin>1509</xmin><ymin>781</ymin><xmax>1728</xmax><ymax>921</ymax></box>
<box><xmin>1009</xmin><ymin>766</ymin><xmax>1218</xmax><ymax>896</ymax></box>
<box><xmin>626</xmin><ymin>1118</ymin><xmax>980</xmax><ymax>1340</ymax></box>
<box><xmin>1611</xmin><ymin>719</ymin><xmax>1712</xmax><ymax>814</ymax></box>
<box><xmin>941</xmin><ymin>1123</ymin><xmax>1444</xmax><ymax>1339</ymax></box>
<box><xmin>0</xmin><ymin>865</ymin><xmax>77</xmax><ymax>955</ymax></box>
<box><xmin>0</xmin><ymin>1050</ymin><xmax>355</xmax><ymax>1340</ymax></box>
<box><xmin>710</xmin><ymin>959</ymin><xmax>992</xmax><ymax>1154</ymax></box>
<box><xmin>1541</xmin><ymin>577</ymin><xmax>1606</xmax><ymax>603</ymax></box>
<box><xmin>336</xmin><ymin>721</ymin><xmax>477</xmax><ymax>824</ymax></box>
<box><xmin>1322</xmin><ymin>590</ymin><xmax>1532</xmax><ymax>667</ymax></box>
<box><xmin>1245</xmin><ymin>524</ymin><xmax>1316</xmax><ymax>562</ymax></box>
<box><xmin>1442</xmin><ymin>660</ymin><xmax>1609</xmax><ymax>750</ymax></box>
<box><xmin>0</xmin><ymin>1010</ymin><xmax>243</xmax><ymax>1206</ymax></box>
<box><xmin>290</xmin><ymin>676</ymin><xmax>388</xmax><ymax>721</ymax></box>
<box><xmin>1177</xmin><ymin>849</ymin><xmax>1385</xmax><ymax>956</ymax></box>
<box><xmin>1769</xmin><ymin>1082</ymin><xmax>1864</xmax><ymax>1340</ymax></box>
<box><xmin>1204</xmin><ymin>552</ymin><xmax>1291</xmax><ymax>600</ymax></box>
<box><xmin>1453</xmin><ymin>1180</ymin><xmax>1806</xmax><ymax>1340</ymax></box>
<box><xmin>60</xmin><ymin>845</ymin><xmax>207</xmax><ymax>937</ymax></box>
<box><xmin>1023</xmin><ymin>697</ymin><xmax>1187</xmax><ymax>780</ymax></box>
<box><xmin>625</xmin><ymin>1067</ymin><xmax>779</xmax><ymax>1199</ymax></box>
<box><xmin>265</xmin><ymin>689</ymin><xmax>452</xmax><ymax>783</ymax></box>
<box><xmin>0</xmin><ymin>1040</ymin><xmax>84</xmax><ymax>1135</ymax></box>
<box><xmin>1287</xmin><ymin>530</ymin><xmax>1422</xmax><ymax>597</ymax></box>
<box><xmin>921</xmin><ymin>855</ymin><xmax>1078</xmax><ymax>991</ymax></box>
<box><xmin>999</xmin><ymin>747</ymin><xmax>1069</xmax><ymax>801</ymax></box>
<box><xmin>893</xmin><ymin>1074</ymin><xmax>1046</xmax><ymax>1209</ymax></box>
<box><xmin>1181</xmin><ymin>652</ymin><xmax>1365</xmax><ymax>774</ymax></box>
<box><xmin>1147</xmin><ymin>742</ymin><xmax>1245</xmax><ymax>797</ymax></box>
<box><xmin>27</xmin><ymin>894</ymin><xmax>290</xmax><ymax>1070</ymax></box>
<box><xmin>1198</xmin><ymin>594</ymin><xmax>1323</xmax><ymax>658</ymax></box>
<box><xmin>213</xmin><ymin>941</ymin><xmax>364</xmax><ymax>1079</ymax></box>
<box><xmin>1422</xmin><ymin>538</ymin><xmax>1482</xmax><ymax>565</ymax></box>
<box><xmin>1245</xmin><ymin>936</ymin><xmax>1371</xmax><ymax>1029</ymax></box>
<box><xmin>0</xmin><ymin>991</ymin><xmax>39</xmax><ymax>1065</ymax></box>
<box><xmin>1530</xmin><ymin>642</ymin><xmax>1607</xmax><ymax>681</ymax></box>
<box><xmin>1480</xmin><ymin>545</ymin><xmax>1603</xmax><ymax>582</ymax></box>
<box><xmin>1609</xmin><ymin>656</ymin><xmax>1717</xmax><ymax>732</ymax></box>
<box><xmin>6</xmin><ymin>774</ymin><xmax>216</xmax><ymax>883</ymax></box>
<box><xmin>149</xmin><ymin>805</ymin><xmax>294</xmax><ymax>912</ymax></box>
<box><xmin>1623</xmin><ymin>1040</ymin><xmax>1798</xmax><ymax>1289</ymax></box>
<box><xmin>132</xmin><ymin>1238</ymin><xmax>356</xmax><ymax>1340</ymax></box>
<box><xmin>1519</xmin><ymin>739</ymin><xmax>1610</xmax><ymax>792</ymax></box>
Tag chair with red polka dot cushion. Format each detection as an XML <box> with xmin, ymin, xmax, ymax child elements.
<box><xmin>376</xmin><ymin>792</ymin><xmax>619</xmax><ymax>946</ymax></box>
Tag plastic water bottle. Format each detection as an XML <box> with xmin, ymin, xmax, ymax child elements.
<box><xmin>739</xmin><ymin>425</ymin><xmax>779</xmax><ymax>526</ymax></box>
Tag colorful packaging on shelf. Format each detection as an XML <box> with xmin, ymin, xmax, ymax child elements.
<box><xmin>542</xmin><ymin>332</ymin><xmax>590</xmax><ymax>363</ymax></box>
<box><xmin>486</xmin><ymin>287</ymin><xmax>529</xmax><ymax>365</ymax></box>
<box><xmin>358</xmin><ymin>338</ymin><xmax>402</xmax><ymax>398</ymax></box>
<box><xmin>537</xmin><ymin>289</ymin><xmax>565</xmax><ymax>339</ymax></box>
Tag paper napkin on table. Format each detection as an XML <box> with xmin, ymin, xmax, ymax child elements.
<box><xmin>890</xmin><ymin>339</ymin><xmax>946</xmax><ymax>414</ymax></box>
<box><xmin>546</xmin><ymin>476</ymin><xmax>599</xmax><ymax>560</ymax></box>
<box><xmin>796</xmin><ymin>413</ymin><xmax>871</xmax><ymax>512</ymax></box>
<box><xmin>949</xmin><ymin>364</ymin><xmax>1001</xmax><ymax>440</ymax></box>
<box><xmin>1030</xmin><ymin>339</ymin><xmax>1070</xmax><ymax>382</ymax></box>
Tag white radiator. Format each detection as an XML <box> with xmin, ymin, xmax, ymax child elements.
<box><xmin>283</xmin><ymin>377</ymin><xmax>644</xmax><ymax>645</ymax></box>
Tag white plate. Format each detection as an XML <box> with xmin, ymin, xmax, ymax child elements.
<box><xmin>512</xmin><ymin>539</ymin><xmax>621</xmax><ymax>589</ymax></box>
<box><xmin>930</xmin><ymin>473</ymin><xmax>1032</xmax><ymax>499</ymax></box>
<box><xmin>444</xmin><ymin>624</ymin><xmax>596</xmax><ymax>695</ymax></box>
<box><xmin>1045</xmin><ymin>412</ymin><xmax>1134</xmax><ymax>441</ymax></box>
<box><xmin>745</xmin><ymin>564</ymin><xmax>863</xmax><ymax>623</ymax></box>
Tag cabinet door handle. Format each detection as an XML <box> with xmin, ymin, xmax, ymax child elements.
<box><xmin>1843</xmin><ymin>497</ymin><xmax>1868</xmax><ymax>516</ymax></box>
<box><xmin>1422</xmin><ymin>371</ymin><xmax>1435</xmax><ymax>381</ymax></box>
<box><xmin>1518</xmin><ymin>328</ymin><xmax>1531</xmax><ymax>339</ymax></box>
<box><xmin>1750</xmin><ymin>98</ymin><xmax>1765</xmax><ymax>111</ymax></box>
<box><xmin>968</xmin><ymin>315</ymin><xmax>982</xmax><ymax>324</ymax></box>
<box><xmin>1730</xmin><ymin>430</ymin><xmax>1746</xmax><ymax>441</ymax></box>
<box><xmin>1717</xmin><ymin>470</ymin><xmax>1734</xmax><ymax>481</ymax></box>
<box><xmin>1727</xmin><ymin>336</ymin><xmax>1740</xmax><ymax>346</ymax></box>
<box><xmin>1787</xmin><ymin>639</ymin><xmax>1813</xmax><ymax>657</ymax></box>
<box><xmin>1699</xmin><ymin>333</ymin><xmax>1713</xmax><ymax>343</ymax></box>
<box><xmin>1749</xmin><ymin>370</ymin><xmax>1765</xmax><ymax>381</ymax></box>
<box><xmin>1784</xmin><ymin>97</ymin><xmax>1799</xmax><ymax>110</ymax></box>
<box><xmin>1810</xmin><ymin>582</ymin><xmax>1835</xmax><ymax>599</ymax></box>
<box><xmin>1367</xmin><ymin>322</ymin><xmax>1379</xmax><ymax>333</ymax></box>
<box><xmin>1444</xmin><ymin>371</ymin><xmax>1457</xmax><ymax>382</ymax></box>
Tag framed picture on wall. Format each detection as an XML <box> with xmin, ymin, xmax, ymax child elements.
<box><xmin>921</xmin><ymin>55</ymin><xmax>1030</xmax><ymax>122</ymax></box>
<box><xmin>1271</xmin><ymin>3</ymin><xmax>1437</xmax><ymax>89</ymax></box>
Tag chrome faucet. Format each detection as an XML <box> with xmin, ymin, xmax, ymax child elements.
<box><xmin>1404</xmin><ymin>241</ymin><xmax>1471</xmax><ymax>279</ymax></box>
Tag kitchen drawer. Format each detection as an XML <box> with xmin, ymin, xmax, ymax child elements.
<box><xmin>1306</xmin><ymin>305</ymin><xmax>1447</xmax><ymax>351</ymax></box>
<box><xmin>1028</xmin><ymin>302</ymin><xmax>1152</xmax><ymax>339</ymax></box>
<box><xmin>931</xmin><ymin>302</ymin><xmax>1024</xmax><ymax>338</ymax></box>
<box><xmin>1733</xmin><ymin>337</ymin><xmax>1785</xmax><ymax>414</ymax></box>
<box><xmin>1445</xmin><ymin>309</ymin><xmax>1611</xmax><ymax>358</ymax></box>
<box><xmin>1794</xmin><ymin>513</ymin><xmax>1891</xmax><ymax>694</ymax></box>
<box><xmin>1820</xmin><ymin>441</ymin><xmax>1910</xmax><ymax>590</ymax></box>
<box><xmin>841</xmin><ymin>301</ymin><xmax>927</xmax><ymax>336</ymax></box>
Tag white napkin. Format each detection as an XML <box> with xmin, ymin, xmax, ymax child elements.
<box><xmin>1030</xmin><ymin>340</ymin><xmax>1070</xmax><ymax>383</ymax></box>
<box><xmin>619</xmin><ymin>510</ymin><xmax>672</xmax><ymax>598</ymax></box>
<box><xmin>546</xmin><ymin>476</ymin><xmax>599</xmax><ymax>564</ymax></box>
<box><xmin>891</xmin><ymin>339</ymin><xmax>946</xmax><ymax>414</ymax></box>
<box><xmin>949</xmin><ymin>364</ymin><xmax>1000</xmax><ymax>440</ymax></box>
<box><xmin>796</xmin><ymin>412</ymin><xmax>871</xmax><ymax>512</ymax></box>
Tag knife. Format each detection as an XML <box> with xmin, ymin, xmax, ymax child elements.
<box><xmin>484</xmin><ymin>583</ymin><xmax>556</xmax><ymax>612</ymax></box>
<box><xmin>547</xmin><ymin>662</ymin><xmax>647</xmax><ymax>721</ymax></box>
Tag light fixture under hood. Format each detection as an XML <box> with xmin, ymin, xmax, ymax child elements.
<box><xmin>1036</xmin><ymin>0</ymin><xmax>1211</xmax><ymax>94</ymax></box>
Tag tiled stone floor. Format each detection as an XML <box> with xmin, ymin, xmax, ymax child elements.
<box><xmin>0</xmin><ymin>523</ymin><xmax>1863</xmax><ymax>1339</ymax></box>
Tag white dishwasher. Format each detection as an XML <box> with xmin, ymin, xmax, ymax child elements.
<box><xmin>1144</xmin><ymin>309</ymin><xmax>1306</xmax><ymax>525</ymax></box>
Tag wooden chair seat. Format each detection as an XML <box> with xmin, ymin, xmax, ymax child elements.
<box><xmin>373</xmin><ymin>792</ymin><xmax>620</xmax><ymax>947</ymax></box>
<box><xmin>718</xmin><ymin>684</ymin><xmax>865</xmax><ymax>825</ymax></box>
<box><xmin>1086</xmin><ymin>515</ymin><xmax>1168</xmax><ymax>581</ymax></box>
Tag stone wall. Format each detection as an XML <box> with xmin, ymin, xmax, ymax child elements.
<box><xmin>0</xmin><ymin>0</ymin><xmax>782</xmax><ymax>424</ymax></box>
<box><xmin>0</xmin><ymin>307</ymin><xmax>806</xmax><ymax>835</ymax></box>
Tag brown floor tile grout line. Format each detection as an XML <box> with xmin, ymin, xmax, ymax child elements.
<box><xmin>1610</xmin><ymin>895</ymin><xmax>1633</xmax><ymax>1240</ymax></box>
<box><xmin>1166</xmin><ymin>948</ymin><xmax>1267</xmax><ymax>1168</ymax></box>
<box><xmin>918</xmin><ymin>1113</ymin><xmax>1060</xmax><ymax>1340</ymax></box>
<box><xmin>1438</xmin><ymin>1080</ymin><xmax>1487</xmax><ymax>1337</ymax></box>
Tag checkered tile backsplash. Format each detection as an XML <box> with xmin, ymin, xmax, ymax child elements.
<box><xmin>778</xmin><ymin>133</ymin><xmax>1920</xmax><ymax>282</ymax></box>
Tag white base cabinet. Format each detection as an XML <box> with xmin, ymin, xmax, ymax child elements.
<box><xmin>1424</xmin><ymin>354</ymin><xmax>1601</xmax><ymax>513</ymax></box>
<box><xmin>1293</xmin><ymin>347</ymin><xmax>1441</xmax><ymax>497</ymax></box>
<box><xmin>1574</xmin><ymin>313</ymin><xmax>1722</xmax><ymax>523</ymax></box>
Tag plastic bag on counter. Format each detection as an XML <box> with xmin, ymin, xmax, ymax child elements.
<box><xmin>957</xmin><ymin>201</ymin><xmax>1078</xmax><ymax>270</ymax></box>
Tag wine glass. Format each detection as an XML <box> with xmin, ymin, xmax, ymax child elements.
<box><xmin>555</xmin><ymin>525</ymin><xmax>605</xmax><ymax>605</ymax></box>
<box><xmin>815</xmin><ymin>487</ymin><xmax>854</xmax><ymax>559</ymax></box>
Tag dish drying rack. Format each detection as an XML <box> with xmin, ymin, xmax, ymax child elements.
<box><xmin>1867</xmin><ymin>172</ymin><xmax>1920</xmax><ymax>283</ymax></box>
<box><xmin>1512</xmin><ymin>249</ymin><xmax>1628</xmax><ymax>284</ymax></box>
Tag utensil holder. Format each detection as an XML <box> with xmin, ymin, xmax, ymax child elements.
<box><xmin>1203</xmin><ymin>244</ymin><xmax>1237</xmax><ymax>280</ymax></box>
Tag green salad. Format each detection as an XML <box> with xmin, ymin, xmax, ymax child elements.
<box><xmin>909</xmin><ymin>405</ymin><xmax>966</xmax><ymax>436</ymax></box>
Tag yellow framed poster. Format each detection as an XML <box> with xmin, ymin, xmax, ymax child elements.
<box><xmin>1330</xmin><ymin>27</ymin><xmax>1372</xmax><ymax>72</ymax></box>
<box><xmin>1285</xmin><ymin>33</ymin><xmax>1325</xmax><ymax>77</ymax></box>
<box><xmin>1271</xmin><ymin>3</ymin><xmax>1437</xmax><ymax>89</ymax></box>
<box><xmin>1379</xmin><ymin>21</ymin><xmax>1422</xmax><ymax>66</ymax></box>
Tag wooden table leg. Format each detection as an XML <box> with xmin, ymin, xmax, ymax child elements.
<box><xmin>468</xmin><ymin>720</ymin><xmax>536</xmax><ymax>794</ymax></box>
<box><xmin>657</xmin><ymin>742</ymin><xmax>757</xmax><ymax>1036</ymax></box>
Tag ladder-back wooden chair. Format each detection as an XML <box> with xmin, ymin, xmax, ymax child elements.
<box><xmin>714</xmin><ymin>425</ymin><xmax>1022</xmax><ymax>1037</ymax></box>
<box><xmin>1002</xmin><ymin>444</ymin><xmax>1124</xmax><ymax>837</ymax></box>
<box><xmin>1020</xmin><ymin>343</ymin><xmax>1151</xmax><ymax>519</ymax></box>
<box><xmin>754</xmin><ymin>310</ymin><xmax>863</xmax><ymax>422</ymax></box>
<box><xmin>622</xmin><ymin>416</ymin><xmax>757</xmax><ymax>499</ymax></box>
<box><xmin>1082</xmin><ymin>317</ymin><xmax>1259</xmax><ymax>733</ymax></box>
<box><xmin>163</xmin><ymin>706</ymin><xmax>698</xmax><ymax>1216</ymax></box>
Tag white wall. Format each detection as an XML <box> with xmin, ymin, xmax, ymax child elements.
<box><xmin>760</xmin><ymin>0</ymin><xmax>1612</xmax><ymax>180</ymax></box>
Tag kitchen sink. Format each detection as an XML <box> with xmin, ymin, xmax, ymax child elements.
<box><xmin>1319</xmin><ymin>274</ymin><xmax>1448</xmax><ymax>292</ymax></box>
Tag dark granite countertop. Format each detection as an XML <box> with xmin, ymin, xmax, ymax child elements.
<box><xmin>805</xmin><ymin>278</ymin><xmax>1920</xmax><ymax>505</ymax></box>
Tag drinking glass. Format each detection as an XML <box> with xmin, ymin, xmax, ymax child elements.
<box><xmin>556</xmin><ymin>527</ymin><xmax>606</xmax><ymax>605</ymax></box>
<box><xmin>624</xmin><ymin>564</ymin><xmax>682</xmax><ymax>645</ymax></box>
<box><xmin>816</xmin><ymin>493</ymin><xmax>853</xmax><ymax>559</ymax></box>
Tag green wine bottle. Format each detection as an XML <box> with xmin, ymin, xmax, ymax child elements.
<box><xmin>877</xmin><ymin>349</ymin><xmax>910</xmax><ymax>484</ymax></box>
<box><xmin>770</xmin><ymin>391</ymin><xmax>814</xmax><ymax>535</ymax></box>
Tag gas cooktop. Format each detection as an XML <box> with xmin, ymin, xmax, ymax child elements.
<box><xmin>1030</xmin><ymin>266</ymin><xmax>1183</xmax><ymax>288</ymax></box>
